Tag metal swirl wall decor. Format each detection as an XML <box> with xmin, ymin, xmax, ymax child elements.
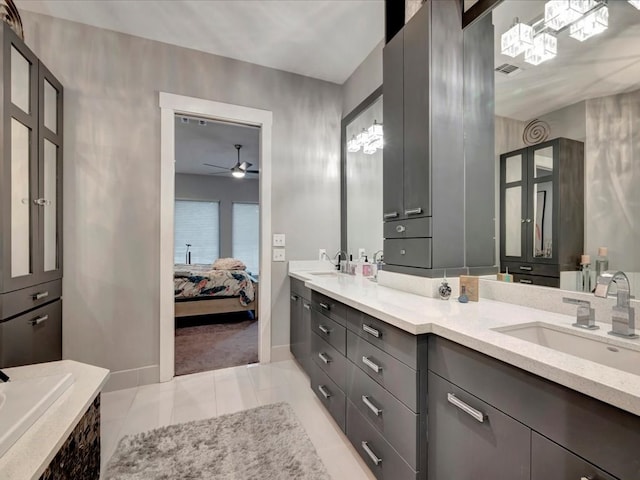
<box><xmin>1</xmin><ymin>0</ymin><xmax>24</xmax><ymax>40</ymax></box>
<box><xmin>522</xmin><ymin>119</ymin><xmax>550</xmax><ymax>146</ymax></box>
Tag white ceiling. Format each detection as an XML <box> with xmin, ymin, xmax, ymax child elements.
<box><xmin>493</xmin><ymin>0</ymin><xmax>640</xmax><ymax>120</ymax></box>
<box><xmin>15</xmin><ymin>0</ymin><xmax>384</xmax><ymax>84</ymax></box>
<box><xmin>174</xmin><ymin>116</ymin><xmax>259</xmax><ymax>177</ymax></box>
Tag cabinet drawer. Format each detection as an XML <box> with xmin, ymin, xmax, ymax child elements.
<box><xmin>384</xmin><ymin>217</ymin><xmax>431</xmax><ymax>239</ymax></box>
<box><xmin>346</xmin><ymin>307</ymin><xmax>418</xmax><ymax>369</ymax></box>
<box><xmin>0</xmin><ymin>280</ymin><xmax>62</xmax><ymax>321</ymax></box>
<box><xmin>0</xmin><ymin>299</ymin><xmax>62</xmax><ymax>368</ymax></box>
<box><xmin>513</xmin><ymin>273</ymin><xmax>560</xmax><ymax>287</ymax></box>
<box><xmin>428</xmin><ymin>371</ymin><xmax>531</xmax><ymax>480</ymax></box>
<box><xmin>384</xmin><ymin>238</ymin><xmax>431</xmax><ymax>269</ymax></box>
<box><xmin>531</xmin><ymin>432</ymin><xmax>618</xmax><ymax>480</ymax></box>
<box><xmin>311</xmin><ymin>291</ymin><xmax>346</xmax><ymax>326</ymax></box>
<box><xmin>347</xmin><ymin>361</ymin><xmax>419</xmax><ymax>469</ymax></box>
<box><xmin>502</xmin><ymin>261</ymin><xmax>559</xmax><ymax>278</ymax></box>
<box><xmin>311</xmin><ymin>332</ymin><xmax>347</xmax><ymax>392</ymax></box>
<box><xmin>290</xmin><ymin>277</ymin><xmax>311</xmax><ymax>300</ymax></box>
<box><xmin>309</xmin><ymin>361</ymin><xmax>345</xmax><ymax>432</ymax></box>
<box><xmin>311</xmin><ymin>308</ymin><xmax>346</xmax><ymax>355</ymax></box>
<box><xmin>346</xmin><ymin>399</ymin><xmax>417</xmax><ymax>480</ymax></box>
<box><xmin>347</xmin><ymin>331</ymin><xmax>418</xmax><ymax>411</ymax></box>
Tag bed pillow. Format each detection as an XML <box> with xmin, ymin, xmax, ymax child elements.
<box><xmin>212</xmin><ymin>258</ymin><xmax>247</xmax><ymax>271</ymax></box>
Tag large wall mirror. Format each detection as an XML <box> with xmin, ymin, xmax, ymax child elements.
<box><xmin>488</xmin><ymin>0</ymin><xmax>640</xmax><ymax>295</ymax></box>
<box><xmin>341</xmin><ymin>87</ymin><xmax>383</xmax><ymax>262</ymax></box>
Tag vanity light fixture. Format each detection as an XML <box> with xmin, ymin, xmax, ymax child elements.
<box><xmin>569</xmin><ymin>5</ymin><xmax>608</xmax><ymax>41</ymax></box>
<box><xmin>544</xmin><ymin>0</ymin><xmax>584</xmax><ymax>31</ymax></box>
<box><xmin>525</xmin><ymin>32</ymin><xmax>558</xmax><ymax>65</ymax></box>
<box><xmin>501</xmin><ymin>19</ymin><xmax>534</xmax><ymax>57</ymax></box>
<box><xmin>630</xmin><ymin>0</ymin><xmax>640</xmax><ymax>10</ymax></box>
<box><xmin>356</xmin><ymin>128</ymin><xmax>370</xmax><ymax>149</ymax></box>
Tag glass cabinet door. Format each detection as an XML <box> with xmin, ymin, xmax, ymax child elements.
<box><xmin>528</xmin><ymin>144</ymin><xmax>555</xmax><ymax>262</ymax></box>
<box><xmin>501</xmin><ymin>150</ymin><xmax>527</xmax><ymax>262</ymax></box>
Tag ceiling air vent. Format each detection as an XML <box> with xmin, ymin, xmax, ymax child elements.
<box><xmin>495</xmin><ymin>63</ymin><xmax>522</xmax><ymax>76</ymax></box>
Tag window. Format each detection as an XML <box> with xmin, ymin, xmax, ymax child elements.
<box><xmin>174</xmin><ymin>200</ymin><xmax>219</xmax><ymax>264</ymax></box>
<box><xmin>232</xmin><ymin>203</ymin><xmax>259</xmax><ymax>275</ymax></box>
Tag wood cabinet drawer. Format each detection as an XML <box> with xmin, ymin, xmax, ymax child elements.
<box><xmin>0</xmin><ymin>299</ymin><xmax>62</xmax><ymax>368</ymax></box>
<box><xmin>347</xmin><ymin>361</ymin><xmax>419</xmax><ymax>469</ymax></box>
<box><xmin>384</xmin><ymin>238</ymin><xmax>431</xmax><ymax>269</ymax></box>
<box><xmin>384</xmin><ymin>217</ymin><xmax>432</xmax><ymax>239</ymax></box>
<box><xmin>311</xmin><ymin>291</ymin><xmax>346</xmax><ymax>326</ymax></box>
<box><xmin>311</xmin><ymin>332</ymin><xmax>348</xmax><ymax>392</ymax></box>
<box><xmin>346</xmin><ymin>399</ymin><xmax>417</xmax><ymax>480</ymax></box>
<box><xmin>513</xmin><ymin>273</ymin><xmax>560</xmax><ymax>287</ymax></box>
<box><xmin>346</xmin><ymin>307</ymin><xmax>419</xmax><ymax>369</ymax></box>
<box><xmin>311</xmin><ymin>309</ymin><xmax>346</xmax><ymax>355</ymax></box>
<box><xmin>531</xmin><ymin>432</ymin><xmax>618</xmax><ymax>480</ymax></box>
<box><xmin>0</xmin><ymin>280</ymin><xmax>62</xmax><ymax>321</ymax></box>
<box><xmin>502</xmin><ymin>261</ymin><xmax>559</xmax><ymax>278</ymax></box>
<box><xmin>347</xmin><ymin>331</ymin><xmax>418</xmax><ymax>411</ymax></box>
<box><xmin>309</xmin><ymin>361</ymin><xmax>345</xmax><ymax>432</ymax></box>
<box><xmin>428</xmin><ymin>371</ymin><xmax>531</xmax><ymax>480</ymax></box>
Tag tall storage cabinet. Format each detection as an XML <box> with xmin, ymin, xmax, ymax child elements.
<box><xmin>0</xmin><ymin>23</ymin><xmax>63</xmax><ymax>367</ymax></box>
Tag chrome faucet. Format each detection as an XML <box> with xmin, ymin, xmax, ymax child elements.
<box><xmin>331</xmin><ymin>250</ymin><xmax>348</xmax><ymax>272</ymax></box>
<box><xmin>563</xmin><ymin>297</ymin><xmax>597</xmax><ymax>330</ymax></box>
<box><xmin>594</xmin><ymin>271</ymin><xmax>638</xmax><ymax>339</ymax></box>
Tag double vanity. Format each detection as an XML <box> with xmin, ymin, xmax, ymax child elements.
<box><xmin>289</xmin><ymin>265</ymin><xmax>640</xmax><ymax>480</ymax></box>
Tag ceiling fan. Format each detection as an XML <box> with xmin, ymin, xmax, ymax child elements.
<box><xmin>204</xmin><ymin>144</ymin><xmax>258</xmax><ymax>178</ymax></box>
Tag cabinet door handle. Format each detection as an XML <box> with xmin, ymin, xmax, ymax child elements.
<box><xmin>290</xmin><ymin>294</ymin><xmax>299</xmax><ymax>301</ymax></box>
<box><xmin>303</xmin><ymin>303</ymin><xmax>311</xmax><ymax>310</ymax></box>
<box><xmin>362</xmin><ymin>395</ymin><xmax>382</xmax><ymax>416</ymax></box>
<box><xmin>519</xmin><ymin>266</ymin><xmax>533</xmax><ymax>271</ymax></box>
<box><xmin>519</xmin><ymin>279</ymin><xmax>533</xmax><ymax>284</ymax></box>
<box><xmin>318</xmin><ymin>385</ymin><xmax>331</xmax><ymax>399</ymax></box>
<box><xmin>395</xmin><ymin>225</ymin><xmax>406</xmax><ymax>233</ymax></box>
<box><xmin>361</xmin><ymin>441</ymin><xmax>382</xmax><ymax>465</ymax></box>
<box><xmin>525</xmin><ymin>218</ymin><xmax>532</xmax><ymax>223</ymax></box>
<box><xmin>318</xmin><ymin>352</ymin><xmax>331</xmax><ymax>364</ymax></box>
<box><xmin>318</xmin><ymin>325</ymin><xmax>330</xmax><ymax>335</ymax></box>
<box><xmin>447</xmin><ymin>393</ymin><xmax>485</xmax><ymax>423</ymax></box>
<box><xmin>400</xmin><ymin>249</ymin><xmax>406</xmax><ymax>255</ymax></box>
<box><xmin>362</xmin><ymin>324</ymin><xmax>381</xmax><ymax>338</ymax></box>
<box><xmin>362</xmin><ymin>356</ymin><xmax>382</xmax><ymax>373</ymax></box>
<box><xmin>33</xmin><ymin>291</ymin><xmax>49</xmax><ymax>300</ymax></box>
<box><xmin>33</xmin><ymin>198</ymin><xmax>47</xmax><ymax>206</ymax></box>
<box><xmin>383</xmin><ymin>212</ymin><xmax>399</xmax><ymax>219</ymax></box>
<box><xmin>404</xmin><ymin>207</ymin><xmax>422</xmax><ymax>216</ymax></box>
<box><xmin>319</xmin><ymin>302</ymin><xmax>330</xmax><ymax>310</ymax></box>
<box><xmin>30</xmin><ymin>315</ymin><xmax>49</xmax><ymax>326</ymax></box>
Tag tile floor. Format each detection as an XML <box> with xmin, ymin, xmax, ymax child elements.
<box><xmin>100</xmin><ymin>359</ymin><xmax>376</xmax><ymax>479</ymax></box>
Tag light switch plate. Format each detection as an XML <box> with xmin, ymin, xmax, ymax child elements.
<box><xmin>273</xmin><ymin>234</ymin><xmax>286</xmax><ymax>247</ymax></box>
<box><xmin>273</xmin><ymin>248</ymin><xmax>286</xmax><ymax>262</ymax></box>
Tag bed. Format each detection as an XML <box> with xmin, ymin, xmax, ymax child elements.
<box><xmin>174</xmin><ymin>263</ymin><xmax>258</xmax><ymax>318</ymax></box>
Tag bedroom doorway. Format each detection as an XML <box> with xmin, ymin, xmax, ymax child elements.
<box><xmin>159</xmin><ymin>93</ymin><xmax>273</xmax><ymax>382</ymax></box>
<box><xmin>172</xmin><ymin>117</ymin><xmax>261</xmax><ymax>376</ymax></box>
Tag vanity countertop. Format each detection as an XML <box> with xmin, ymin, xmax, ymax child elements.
<box><xmin>0</xmin><ymin>360</ymin><xmax>109</xmax><ymax>480</ymax></box>
<box><xmin>290</xmin><ymin>268</ymin><xmax>640</xmax><ymax>417</ymax></box>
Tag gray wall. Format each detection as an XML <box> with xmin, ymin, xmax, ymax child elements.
<box><xmin>342</xmin><ymin>40</ymin><xmax>383</xmax><ymax>117</ymax></box>
<box><xmin>537</xmin><ymin>101</ymin><xmax>586</xmax><ymax>142</ymax></box>
<box><xmin>175</xmin><ymin>174</ymin><xmax>259</xmax><ymax>260</ymax></box>
<box><xmin>21</xmin><ymin>11</ymin><xmax>342</xmax><ymax>377</ymax></box>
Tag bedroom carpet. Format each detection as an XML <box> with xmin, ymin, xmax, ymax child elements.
<box><xmin>104</xmin><ymin>402</ymin><xmax>331</xmax><ymax>480</ymax></box>
<box><xmin>175</xmin><ymin>312</ymin><xmax>258</xmax><ymax>376</ymax></box>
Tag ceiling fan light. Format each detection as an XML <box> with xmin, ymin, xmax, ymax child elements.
<box><xmin>231</xmin><ymin>167</ymin><xmax>245</xmax><ymax>178</ymax></box>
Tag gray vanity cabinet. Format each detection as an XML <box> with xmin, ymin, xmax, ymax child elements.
<box><xmin>0</xmin><ymin>23</ymin><xmax>64</xmax><ymax>368</ymax></box>
<box><xmin>289</xmin><ymin>278</ymin><xmax>311</xmax><ymax>375</ymax></box>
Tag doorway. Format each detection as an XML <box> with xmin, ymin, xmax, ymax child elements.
<box><xmin>159</xmin><ymin>93</ymin><xmax>273</xmax><ymax>382</ymax></box>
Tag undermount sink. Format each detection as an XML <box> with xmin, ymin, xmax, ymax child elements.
<box><xmin>493</xmin><ymin>322</ymin><xmax>640</xmax><ymax>376</ymax></box>
<box><xmin>309</xmin><ymin>271</ymin><xmax>338</xmax><ymax>277</ymax></box>
<box><xmin>0</xmin><ymin>373</ymin><xmax>75</xmax><ymax>459</ymax></box>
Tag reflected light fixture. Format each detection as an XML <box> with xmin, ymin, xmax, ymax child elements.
<box><xmin>356</xmin><ymin>128</ymin><xmax>370</xmax><ymax>148</ymax></box>
<box><xmin>501</xmin><ymin>19</ymin><xmax>534</xmax><ymax>57</ymax></box>
<box><xmin>544</xmin><ymin>0</ymin><xmax>583</xmax><ymax>30</ymax></box>
<box><xmin>630</xmin><ymin>0</ymin><xmax>640</xmax><ymax>10</ymax></box>
<box><xmin>525</xmin><ymin>32</ymin><xmax>558</xmax><ymax>65</ymax></box>
<box><xmin>569</xmin><ymin>5</ymin><xmax>608</xmax><ymax>41</ymax></box>
<box><xmin>347</xmin><ymin>134</ymin><xmax>360</xmax><ymax>153</ymax></box>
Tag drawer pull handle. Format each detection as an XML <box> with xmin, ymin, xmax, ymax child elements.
<box><xmin>362</xmin><ymin>395</ymin><xmax>382</xmax><ymax>416</ymax></box>
<box><xmin>447</xmin><ymin>393</ymin><xmax>485</xmax><ymax>423</ymax></box>
<box><xmin>519</xmin><ymin>279</ymin><xmax>533</xmax><ymax>284</ymax></box>
<box><xmin>318</xmin><ymin>325</ymin><xmax>330</xmax><ymax>335</ymax></box>
<box><xmin>400</xmin><ymin>249</ymin><xmax>406</xmax><ymax>255</ymax></box>
<box><xmin>361</xmin><ymin>441</ymin><xmax>382</xmax><ymax>465</ymax></box>
<box><xmin>362</xmin><ymin>324</ymin><xmax>381</xmax><ymax>338</ymax></box>
<box><xmin>303</xmin><ymin>303</ymin><xmax>311</xmax><ymax>310</ymax></box>
<box><xmin>290</xmin><ymin>294</ymin><xmax>299</xmax><ymax>301</ymax></box>
<box><xmin>318</xmin><ymin>352</ymin><xmax>331</xmax><ymax>364</ymax></box>
<box><xmin>318</xmin><ymin>385</ymin><xmax>331</xmax><ymax>399</ymax></box>
<box><xmin>33</xmin><ymin>291</ymin><xmax>49</xmax><ymax>300</ymax></box>
<box><xmin>362</xmin><ymin>356</ymin><xmax>382</xmax><ymax>373</ymax></box>
<box><xmin>404</xmin><ymin>208</ymin><xmax>422</xmax><ymax>216</ymax></box>
<box><xmin>31</xmin><ymin>315</ymin><xmax>49</xmax><ymax>326</ymax></box>
<box><xmin>319</xmin><ymin>302</ymin><xmax>330</xmax><ymax>310</ymax></box>
<box><xmin>383</xmin><ymin>212</ymin><xmax>399</xmax><ymax>219</ymax></box>
<box><xmin>395</xmin><ymin>225</ymin><xmax>406</xmax><ymax>233</ymax></box>
<box><xmin>519</xmin><ymin>266</ymin><xmax>533</xmax><ymax>271</ymax></box>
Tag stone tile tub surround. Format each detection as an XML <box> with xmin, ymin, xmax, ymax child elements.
<box><xmin>289</xmin><ymin>263</ymin><xmax>640</xmax><ymax>417</ymax></box>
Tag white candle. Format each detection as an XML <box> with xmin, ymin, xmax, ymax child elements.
<box><xmin>581</xmin><ymin>254</ymin><xmax>590</xmax><ymax>265</ymax></box>
<box><xmin>598</xmin><ymin>247</ymin><xmax>608</xmax><ymax>257</ymax></box>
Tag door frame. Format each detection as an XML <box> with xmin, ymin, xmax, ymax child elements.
<box><xmin>159</xmin><ymin>92</ymin><xmax>273</xmax><ymax>382</ymax></box>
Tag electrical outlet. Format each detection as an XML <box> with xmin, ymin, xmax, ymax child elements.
<box><xmin>272</xmin><ymin>248</ymin><xmax>286</xmax><ymax>262</ymax></box>
<box><xmin>358</xmin><ymin>248</ymin><xmax>366</xmax><ymax>259</ymax></box>
<box><xmin>319</xmin><ymin>249</ymin><xmax>327</xmax><ymax>261</ymax></box>
<box><xmin>273</xmin><ymin>234</ymin><xmax>286</xmax><ymax>247</ymax></box>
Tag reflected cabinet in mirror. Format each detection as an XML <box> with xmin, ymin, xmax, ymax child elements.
<box><xmin>489</xmin><ymin>0</ymin><xmax>640</xmax><ymax>295</ymax></box>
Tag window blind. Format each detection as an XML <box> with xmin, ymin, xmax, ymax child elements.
<box><xmin>174</xmin><ymin>200</ymin><xmax>219</xmax><ymax>264</ymax></box>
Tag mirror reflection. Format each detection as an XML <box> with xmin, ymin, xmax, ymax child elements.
<box><xmin>492</xmin><ymin>0</ymin><xmax>640</xmax><ymax>295</ymax></box>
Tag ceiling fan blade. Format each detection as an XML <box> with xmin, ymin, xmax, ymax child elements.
<box><xmin>239</xmin><ymin>161</ymin><xmax>253</xmax><ymax>171</ymax></box>
<box><xmin>203</xmin><ymin>162</ymin><xmax>229</xmax><ymax>170</ymax></box>
<box><xmin>246</xmin><ymin>170</ymin><xmax>259</xmax><ymax>174</ymax></box>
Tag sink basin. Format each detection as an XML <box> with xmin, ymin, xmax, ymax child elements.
<box><xmin>309</xmin><ymin>271</ymin><xmax>338</xmax><ymax>277</ymax></box>
<box><xmin>493</xmin><ymin>322</ymin><xmax>640</xmax><ymax>376</ymax></box>
<box><xmin>0</xmin><ymin>373</ymin><xmax>74</xmax><ymax>458</ymax></box>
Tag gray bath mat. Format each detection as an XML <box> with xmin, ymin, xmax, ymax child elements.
<box><xmin>104</xmin><ymin>402</ymin><xmax>331</xmax><ymax>479</ymax></box>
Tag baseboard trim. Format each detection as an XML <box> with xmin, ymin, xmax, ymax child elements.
<box><xmin>270</xmin><ymin>345</ymin><xmax>293</xmax><ymax>363</ymax></box>
<box><xmin>103</xmin><ymin>364</ymin><xmax>160</xmax><ymax>392</ymax></box>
